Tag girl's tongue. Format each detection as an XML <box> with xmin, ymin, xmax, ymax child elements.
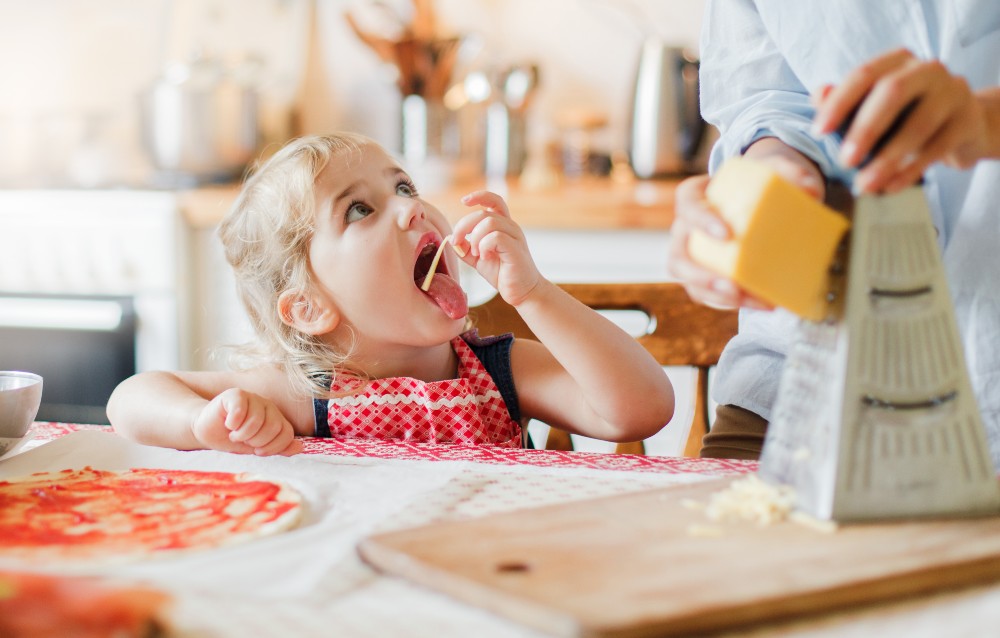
<box><xmin>421</xmin><ymin>272</ymin><xmax>468</xmax><ymax>320</ymax></box>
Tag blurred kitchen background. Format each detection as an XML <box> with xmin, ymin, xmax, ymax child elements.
<box><xmin>0</xmin><ymin>0</ymin><xmax>707</xmax><ymax>188</ymax></box>
<box><xmin>0</xmin><ymin>0</ymin><xmax>712</xmax><ymax>454</ymax></box>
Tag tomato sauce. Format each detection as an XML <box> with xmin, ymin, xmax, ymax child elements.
<box><xmin>0</xmin><ymin>467</ymin><xmax>299</xmax><ymax>558</ymax></box>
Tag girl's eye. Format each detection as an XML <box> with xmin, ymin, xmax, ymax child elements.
<box><xmin>345</xmin><ymin>201</ymin><xmax>374</xmax><ymax>224</ymax></box>
<box><xmin>396</xmin><ymin>180</ymin><xmax>418</xmax><ymax>197</ymax></box>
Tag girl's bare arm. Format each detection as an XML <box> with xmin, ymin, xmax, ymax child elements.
<box><xmin>107</xmin><ymin>366</ymin><xmax>313</xmax><ymax>455</ymax></box>
<box><xmin>451</xmin><ymin>191</ymin><xmax>675</xmax><ymax>442</ymax></box>
<box><xmin>508</xmin><ymin>282</ymin><xmax>675</xmax><ymax>443</ymax></box>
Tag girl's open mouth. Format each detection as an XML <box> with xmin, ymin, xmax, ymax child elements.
<box><xmin>413</xmin><ymin>240</ymin><xmax>441</xmax><ymax>284</ymax></box>
<box><xmin>413</xmin><ymin>239</ymin><xmax>468</xmax><ymax>320</ymax></box>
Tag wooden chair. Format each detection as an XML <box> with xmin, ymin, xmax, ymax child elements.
<box><xmin>470</xmin><ymin>282</ymin><xmax>738</xmax><ymax>457</ymax></box>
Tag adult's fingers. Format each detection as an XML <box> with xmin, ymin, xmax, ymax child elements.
<box><xmin>668</xmin><ymin>217</ymin><xmax>742</xmax><ymax>309</ymax></box>
<box><xmin>674</xmin><ymin>175</ymin><xmax>730</xmax><ymax>238</ymax></box>
<box><xmin>843</xmin><ymin>60</ymin><xmax>955</xmax><ymax>171</ymax></box>
<box><xmin>880</xmin><ymin>119</ymin><xmax>965</xmax><ymax>193</ymax></box>
<box><xmin>813</xmin><ymin>48</ymin><xmax>916</xmax><ymax>137</ymax></box>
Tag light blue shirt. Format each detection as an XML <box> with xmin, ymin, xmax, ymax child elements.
<box><xmin>700</xmin><ymin>0</ymin><xmax>1000</xmax><ymax>462</ymax></box>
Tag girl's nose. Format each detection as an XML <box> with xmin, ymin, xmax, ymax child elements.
<box><xmin>395</xmin><ymin>196</ymin><xmax>426</xmax><ymax>229</ymax></box>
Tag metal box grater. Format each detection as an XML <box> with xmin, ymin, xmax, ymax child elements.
<box><xmin>757</xmin><ymin>184</ymin><xmax>1000</xmax><ymax>521</ymax></box>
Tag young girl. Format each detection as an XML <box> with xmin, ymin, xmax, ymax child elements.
<box><xmin>107</xmin><ymin>133</ymin><xmax>675</xmax><ymax>456</ymax></box>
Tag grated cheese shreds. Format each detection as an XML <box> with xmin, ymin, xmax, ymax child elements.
<box><xmin>704</xmin><ymin>475</ymin><xmax>796</xmax><ymax>526</ymax></box>
<box><xmin>789</xmin><ymin>511</ymin><xmax>839</xmax><ymax>534</ymax></box>
<box><xmin>680</xmin><ymin>498</ymin><xmax>705</xmax><ymax>511</ymax></box>
<box><xmin>686</xmin><ymin>523</ymin><xmax>726</xmax><ymax>538</ymax></box>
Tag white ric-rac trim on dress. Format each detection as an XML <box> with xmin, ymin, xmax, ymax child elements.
<box><xmin>328</xmin><ymin>390</ymin><xmax>503</xmax><ymax>410</ymax></box>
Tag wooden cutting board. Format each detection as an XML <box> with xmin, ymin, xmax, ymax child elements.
<box><xmin>358</xmin><ymin>477</ymin><xmax>1000</xmax><ymax>637</ymax></box>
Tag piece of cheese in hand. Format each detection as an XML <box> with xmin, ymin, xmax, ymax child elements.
<box><xmin>689</xmin><ymin>157</ymin><xmax>850</xmax><ymax>321</ymax></box>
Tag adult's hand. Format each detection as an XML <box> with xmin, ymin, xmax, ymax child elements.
<box><xmin>668</xmin><ymin>175</ymin><xmax>745</xmax><ymax>310</ymax></box>
<box><xmin>812</xmin><ymin>48</ymin><xmax>1000</xmax><ymax>193</ymax></box>
<box><xmin>668</xmin><ymin>137</ymin><xmax>824</xmax><ymax>311</ymax></box>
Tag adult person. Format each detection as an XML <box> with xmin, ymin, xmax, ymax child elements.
<box><xmin>669</xmin><ymin>0</ymin><xmax>1000</xmax><ymax>462</ymax></box>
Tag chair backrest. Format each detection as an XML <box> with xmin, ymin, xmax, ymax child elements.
<box><xmin>470</xmin><ymin>282</ymin><xmax>738</xmax><ymax>456</ymax></box>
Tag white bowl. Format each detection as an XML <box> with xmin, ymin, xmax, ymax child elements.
<box><xmin>0</xmin><ymin>371</ymin><xmax>43</xmax><ymax>443</ymax></box>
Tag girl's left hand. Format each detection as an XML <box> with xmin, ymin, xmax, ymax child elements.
<box><xmin>812</xmin><ymin>48</ymin><xmax>991</xmax><ymax>194</ymax></box>
<box><xmin>451</xmin><ymin>190</ymin><xmax>542</xmax><ymax>306</ymax></box>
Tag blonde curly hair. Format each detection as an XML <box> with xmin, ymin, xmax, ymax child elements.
<box><xmin>218</xmin><ymin>132</ymin><xmax>373</xmax><ymax>398</ymax></box>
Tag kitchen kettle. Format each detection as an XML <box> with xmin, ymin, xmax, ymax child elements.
<box><xmin>628</xmin><ymin>39</ymin><xmax>706</xmax><ymax>178</ymax></box>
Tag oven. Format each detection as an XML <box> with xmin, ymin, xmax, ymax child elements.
<box><xmin>0</xmin><ymin>293</ymin><xmax>136</xmax><ymax>423</ymax></box>
<box><xmin>0</xmin><ymin>190</ymin><xmax>191</xmax><ymax>424</ymax></box>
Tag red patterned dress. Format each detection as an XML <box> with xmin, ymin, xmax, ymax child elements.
<box><xmin>312</xmin><ymin>332</ymin><xmax>523</xmax><ymax>448</ymax></box>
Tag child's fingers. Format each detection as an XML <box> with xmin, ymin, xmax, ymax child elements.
<box><xmin>255</xmin><ymin>431</ymin><xmax>301</xmax><ymax>457</ymax></box>
<box><xmin>463</xmin><ymin>215</ymin><xmax>521</xmax><ymax>258</ymax></box>
<box><xmin>477</xmin><ymin>227</ymin><xmax>526</xmax><ymax>259</ymax></box>
<box><xmin>452</xmin><ymin>209</ymin><xmax>521</xmax><ymax>259</ymax></box>
<box><xmin>460</xmin><ymin>190</ymin><xmax>511</xmax><ymax>218</ymax></box>
<box><xmin>449</xmin><ymin>209</ymin><xmax>493</xmax><ymax>256</ymax></box>
<box><xmin>278</xmin><ymin>438</ymin><xmax>304</xmax><ymax>456</ymax></box>
<box><xmin>194</xmin><ymin>396</ymin><xmax>252</xmax><ymax>453</ymax></box>
<box><xmin>477</xmin><ymin>231</ymin><xmax>533</xmax><ymax>281</ymax></box>
<box><xmin>242</xmin><ymin>405</ymin><xmax>290</xmax><ymax>450</ymax></box>
<box><xmin>222</xmin><ymin>393</ymin><xmax>266</xmax><ymax>443</ymax></box>
<box><xmin>202</xmin><ymin>394</ymin><xmax>230</xmax><ymax>429</ymax></box>
<box><xmin>241</xmin><ymin>420</ymin><xmax>279</xmax><ymax>448</ymax></box>
<box><xmin>474</xmin><ymin>230</ymin><xmax>502</xmax><ymax>263</ymax></box>
<box><xmin>218</xmin><ymin>389</ymin><xmax>246</xmax><ymax>431</ymax></box>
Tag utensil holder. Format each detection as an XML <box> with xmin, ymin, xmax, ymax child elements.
<box><xmin>401</xmin><ymin>95</ymin><xmax>459</xmax><ymax>164</ymax></box>
<box><xmin>484</xmin><ymin>103</ymin><xmax>526</xmax><ymax>178</ymax></box>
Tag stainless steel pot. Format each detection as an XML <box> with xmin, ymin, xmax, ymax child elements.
<box><xmin>139</xmin><ymin>60</ymin><xmax>260</xmax><ymax>186</ymax></box>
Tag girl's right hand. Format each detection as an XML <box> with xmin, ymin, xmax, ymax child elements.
<box><xmin>451</xmin><ymin>190</ymin><xmax>542</xmax><ymax>307</ymax></box>
<box><xmin>192</xmin><ymin>388</ymin><xmax>302</xmax><ymax>456</ymax></box>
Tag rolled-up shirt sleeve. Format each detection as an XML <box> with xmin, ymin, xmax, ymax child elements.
<box><xmin>700</xmin><ymin>0</ymin><xmax>846</xmax><ymax>181</ymax></box>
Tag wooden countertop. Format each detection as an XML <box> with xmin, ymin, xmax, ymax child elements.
<box><xmin>178</xmin><ymin>177</ymin><xmax>679</xmax><ymax>231</ymax></box>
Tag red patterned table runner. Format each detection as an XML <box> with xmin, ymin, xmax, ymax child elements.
<box><xmin>26</xmin><ymin>422</ymin><xmax>757</xmax><ymax>477</ymax></box>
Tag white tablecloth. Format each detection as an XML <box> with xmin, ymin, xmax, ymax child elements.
<box><xmin>4</xmin><ymin>427</ymin><xmax>1000</xmax><ymax>637</ymax></box>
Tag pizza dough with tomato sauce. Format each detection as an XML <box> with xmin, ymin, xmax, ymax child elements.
<box><xmin>0</xmin><ymin>466</ymin><xmax>303</xmax><ymax>564</ymax></box>
<box><xmin>0</xmin><ymin>569</ymin><xmax>172</xmax><ymax>637</ymax></box>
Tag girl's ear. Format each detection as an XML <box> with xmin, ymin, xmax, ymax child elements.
<box><xmin>277</xmin><ymin>290</ymin><xmax>340</xmax><ymax>335</ymax></box>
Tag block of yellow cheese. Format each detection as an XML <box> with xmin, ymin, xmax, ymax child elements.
<box><xmin>688</xmin><ymin>157</ymin><xmax>850</xmax><ymax>321</ymax></box>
